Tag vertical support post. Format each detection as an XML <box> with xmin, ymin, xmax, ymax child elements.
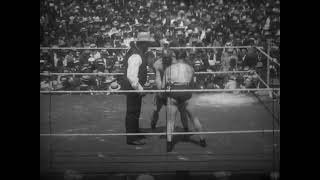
<box><xmin>267</xmin><ymin>39</ymin><xmax>271</xmax><ymax>86</ymax></box>
<box><xmin>267</xmin><ymin>39</ymin><xmax>273</xmax><ymax>98</ymax></box>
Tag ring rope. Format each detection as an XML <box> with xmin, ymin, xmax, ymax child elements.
<box><xmin>40</xmin><ymin>46</ymin><xmax>262</xmax><ymax>50</ymax></box>
<box><xmin>255</xmin><ymin>47</ymin><xmax>280</xmax><ymax>66</ymax></box>
<box><xmin>40</xmin><ymin>88</ymin><xmax>280</xmax><ymax>94</ymax></box>
<box><xmin>254</xmin><ymin>72</ymin><xmax>279</xmax><ymax>98</ymax></box>
<box><xmin>40</xmin><ymin>71</ymin><xmax>254</xmax><ymax>76</ymax></box>
<box><xmin>40</xmin><ymin>129</ymin><xmax>280</xmax><ymax>136</ymax></box>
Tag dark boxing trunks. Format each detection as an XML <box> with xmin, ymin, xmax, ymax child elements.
<box><xmin>166</xmin><ymin>84</ymin><xmax>192</xmax><ymax>104</ymax></box>
<box><xmin>155</xmin><ymin>93</ymin><xmax>167</xmax><ymax>106</ymax></box>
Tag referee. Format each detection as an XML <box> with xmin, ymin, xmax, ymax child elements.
<box><xmin>122</xmin><ymin>32</ymin><xmax>155</xmax><ymax>145</ymax></box>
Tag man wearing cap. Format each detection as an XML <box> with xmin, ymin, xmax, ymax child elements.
<box><xmin>122</xmin><ymin>32</ymin><xmax>154</xmax><ymax>145</ymax></box>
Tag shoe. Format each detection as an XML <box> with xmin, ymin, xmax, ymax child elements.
<box><xmin>200</xmin><ymin>139</ymin><xmax>207</xmax><ymax>147</ymax></box>
<box><xmin>127</xmin><ymin>139</ymin><xmax>146</xmax><ymax>145</ymax></box>
<box><xmin>167</xmin><ymin>141</ymin><xmax>174</xmax><ymax>152</ymax></box>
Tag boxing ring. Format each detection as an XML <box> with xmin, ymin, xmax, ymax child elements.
<box><xmin>40</xmin><ymin>46</ymin><xmax>280</xmax><ymax>179</ymax></box>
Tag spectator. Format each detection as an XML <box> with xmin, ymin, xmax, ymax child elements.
<box><xmin>40</xmin><ymin>0</ymin><xmax>280</xmax><ymax>90</ymax></box>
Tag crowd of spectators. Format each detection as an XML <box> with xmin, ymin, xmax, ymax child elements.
<box><xmin>40</xmin><ymin>0</ymin><xmax>280</xmax><ymax>91</ymax></box>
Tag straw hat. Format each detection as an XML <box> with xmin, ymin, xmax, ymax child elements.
<box><xmin>112</xmin><ymin>21</ymin><xmax>119</xmax><ymax>26</ymax></box>
<box><xmin>149</xmin><ymin>12</ymin><xmax>157</xmax><ymax>19</ymax></box>
<box><xmin>136</xmin><ymin>32</ymin><xmax>155</xmax><ymax>42</ymax></box>
<box><xmin>105</xmin><ymin>76</ymin><xmax>116</xmax><ymax>83</ymax></box>
<box><xmin>108</xmin><ymin>81</ymin><xmax>121</xmax><ymax>91</ymax></box>
<box><xmin>256</xmin><ymin>62</ymin><xmax>263</xmax><ymax>68</ymax></box>
<box><xmin>90</xmin><ymin>44</ymin><xmax>97</xmax><ymax>48</ymax></box>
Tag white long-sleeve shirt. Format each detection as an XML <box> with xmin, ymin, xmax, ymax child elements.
<box><xmin>127</xmin><ymin>54</ymin><xmax>144</xmax><ymax>90</ymax></box>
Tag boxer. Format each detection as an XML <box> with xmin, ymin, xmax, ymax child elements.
<box><xmin>162</xmin><ymin>50</ymin><xmax>207</xmax><ymax>152</ymax></box>
<box><xmin>151</xmin><ymin>49</ymin><xmax>189</xmax><ymax>133</ymax></box>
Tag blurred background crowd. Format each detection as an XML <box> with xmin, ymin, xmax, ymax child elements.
<box><xmin>40</xmin><ymin>0</ymin><xmax>280</xmax><ymax>92</ymax></box>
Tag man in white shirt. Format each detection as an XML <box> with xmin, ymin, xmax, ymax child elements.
<box><xmin>122</xmin><ymin>32</ymin><xmax>154</xmax><ymax>145</ymax></box>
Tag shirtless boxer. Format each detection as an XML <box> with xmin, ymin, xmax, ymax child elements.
<box><xmin>151</xmin><ymin>49</ymin><xmax>189</xmax><ymax>132</ymax></box>
<box><xmin>162</xmin><ymin>50</ymin><xmax>207</xmax><ymax>152</ymax></box>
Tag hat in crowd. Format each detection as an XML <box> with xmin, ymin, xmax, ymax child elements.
<box><xmin>60</xmin><ymin>76</ymin><xmax>68</xmax><ymax>82</ymax></box>
<box><xmin>229</xmin><ymin>75</ymin><xmax>237</xmax><ymax>80</ymax></box>
<box><xmin>241</xmin><ymin>30</ymin><xmax>247</xmax><ymax>34</ymax></box>
<box><xmin>96</xmin><ymin>58</ymin><xmax>105</xmax><ymax>65</ymax></box>
<box><xmin>194</xmin><ymin>60</ymin><xmax>202</xmax><ymax>66</ymax></box>
<box><xmin>112</xmin><ymin>21</ymin><xmax>119</xmax><ymax>26</ymax></box>
<box><xmin>96</xmin><ymin>5</ymin><xmax>102</xmax><ymax>9</ymax></box>
<box><xmin>178</xmin><ymin>10</ymin><xmax>185</xmax><ymax>16</ymax></box>
<box><xmin>120</xmin><ymin>23</ymin><xmax>126</xmax><ymax>28</ymax></box>
<box><xmin>105</xmin><ymin>24</ymin><xmax>111</xmax><ymax>29</ymax></box>
<box><xmin>246</xmin><ymin>18</ymin><xmax>253</xmax><ymax>23</ymax></box>
<box><xmin>187</xmin><ymin>29</ymin><xmax>193</xmax><ymax>34</ymax></box>
<box><xmin>81</xmin><ymin>75</ymin><xmax>91</xmax><ymax>81</ymax></box>
<box><xmin>81</xmin><ymin>66</ymin><xmax>89</xmax><ymax>72</ymax></box>
<box><xmin>104</xmin><ymin>75</ymin><xmax>116</xmax><ymax>84</ymax></box>
<box><xmin>80</xmin><ymin>84</ymin><xmax>89</xmax><ymax>90</ymax></box>
<box><xmin>90</xmin><ymin>44</ymin><xmax>97</xmax><ymax>48</ymax></box>
<box><xmin>256</xmin><ymin>62</ymin><xmax>263</xmax><ymax>68</ymax></box>
<box><xmin>177</xmin><ymin>30</ymin><xmax>183</xmax><ymax>35</ymax></box>
<box><xmin>88</xmin><ymin>57</ymin><xmax>95</xmax><ymax>62</ymax></box>
<box><xmin>179</xmin><ymin>2</ymin><xmax>186</xmax><ymax>7</ymax></box>
<box><xmin>109</xmin><ymin>81</ymin><xmax>121</xmax><ymax>91</ymax></box>
<box><xmin>136</xmin><ymin>32</ymin><xmax>155</xmax><ymax>42</ymax></box>
<box><xmin>161</xmin><ymin>38</ymin><xmax>170</xmax><ymax>45</ymax></box>
<box><xmin>150</xmin><ymin>12</ymin><xmax>157</xmax><ymax>19</ymax></box>
<box><xmin>193</xmin><ymin>28</ymin><xmax>199</xmax><ymax>34</ymax></box>
<box><xmin>264</xmin><ymin>31</ymin><xmax>271</xmax><ymax>36</ymax></box>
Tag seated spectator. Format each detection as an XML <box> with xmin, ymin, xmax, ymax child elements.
<box><xmin>40</xmin><ymin>0</ymin><xmax>280</xmax><ymax>91</ymax></box>
<box><xmin>224</xmin><ymin>75</ymin><xmax>239</xmax><ymax>94</ymax></box>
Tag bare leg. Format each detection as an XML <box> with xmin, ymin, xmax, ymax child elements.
<box><xmin>166</xmin><ymin>97</ymin><xmax>178</xmax><ymax>152</ymax></box>
<box><xmin>178</xmin><ymin>103</ymin><xmax>189</xmax><ymax>131</ymax></box>
<box><xmin>167</xmin><ymin>98</ymin><xmax>178</xmax><ymax>142</ymax></box>
<box><xmin>151</xmin><ymin>96</ymin><xmax>164</xmax><ymax>129</ymax></box>
<box><xmin>183</xmin><ymin>101</ymin><xmax>207</xmax><ymax>147</ymax></box>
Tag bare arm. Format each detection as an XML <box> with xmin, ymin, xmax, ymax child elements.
<box><xmin>161</xmin><ymin>68</ymin><xmax>168</xmax><ymax>89</ymax></box>
<box><xmin>153</xmin><ymin>59</ymin><xmax>164</xmax><ymax>90</ymax></box>
<box><xmin>155</xmin><ymin>70</ymin><xmax>162</xmax><ymax>89</ymax></box>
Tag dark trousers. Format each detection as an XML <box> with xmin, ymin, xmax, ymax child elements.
<box><xmin>125</xmin><ymin>93</ymin><xmax>142</xmax><ymax>141</ymax></box>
